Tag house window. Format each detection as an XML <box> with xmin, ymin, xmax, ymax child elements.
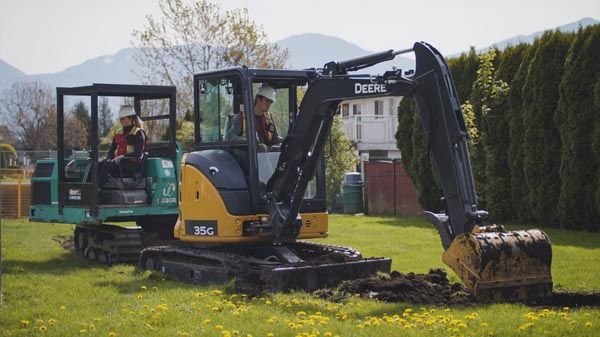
<box><xmin>341</xmin><ymin>103</ymin><xmax>349</xmax><ymax>117</ymax></box>
<box><xmin>352</xmin><ymin>104</ymin><xmax>361</xmax><ymax>116</ymax></box>
<box><xmin>374</xmin><ymin>100</ymin><xmax>383</xmax><ymax>119</ymax></box>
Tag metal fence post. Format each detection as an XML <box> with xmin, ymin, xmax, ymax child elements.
<box><xmin>17</xmin><ymin>174</ymin><xmax>22</xmax><ymax>219</ymax></box>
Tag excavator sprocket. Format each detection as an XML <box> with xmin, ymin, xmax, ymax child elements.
<box><xmin>442</xmin><ymin>228</ymin><xmax>552</xmax><ymax>302</ymax></box>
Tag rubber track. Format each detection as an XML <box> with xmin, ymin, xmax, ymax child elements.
<box><xmin>75</xmin><ymin>225</ymin><xmax>143</xmax><ymax>265</ymax></box>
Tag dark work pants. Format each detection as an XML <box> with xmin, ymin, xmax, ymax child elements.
<box><xmin>99</xmin><ymin>158</ymin><xmax>141</xmax><ymax>188</ymax></box>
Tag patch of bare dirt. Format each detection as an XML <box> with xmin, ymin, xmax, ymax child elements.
<box><xmin>314</xmin><ymin>269</ymin><xmax>476</xmax><ymax>305</ymax></box>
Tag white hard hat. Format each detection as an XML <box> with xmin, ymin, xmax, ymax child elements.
<box><xmin>118</xmin><ymin>105</ymin><xmax>136</xmax><ymax>119</ymax></box>
<box><xmin>256</xmin><ymin>85</ymin><xmax>277</xmax><ymax>103</ymax></box>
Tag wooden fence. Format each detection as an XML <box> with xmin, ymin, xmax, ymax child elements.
<box><xmin>0</xmin><ymin>178</ymin><xmax>31</xmax><ymax>219</ymax></box>
<box><xmin>364</xmin><ymin>160</ymin><xmax>422</xmax><ymax>216</ymax></box>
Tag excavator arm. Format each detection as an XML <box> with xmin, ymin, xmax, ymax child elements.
<box><xmin>265</xmin><ymin>42</ymin><xmax>552</xmax><ymax>301</ymax></box>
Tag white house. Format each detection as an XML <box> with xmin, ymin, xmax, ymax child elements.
<box><xmin>340</xmin><ymin>97</ymin><xmax>403</xmax><ymax>160</ymax></box>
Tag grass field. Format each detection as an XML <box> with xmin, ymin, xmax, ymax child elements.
<box><xmin>1</xmin><ymin>215</ymin><xmax>599</xmax><ymax>337</ymax></box>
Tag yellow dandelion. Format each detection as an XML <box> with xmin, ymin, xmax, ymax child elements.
<box><xmin>137</xmin><ymin>295</ymin><xmax>143</xmax><ymax>300</ymax></box>
<box><xmin>586</xmin><ymin>322</ymin><xmax>593</xmax><ymax>328</ymax></box>
<box><xmin>20</xmin><ymin>320</ymin><xmax>30</xmax><ymax>327</ymax></box>
<box><xmin>267</xmin><ymin>333</ymin><xmax>275</xmax><ymax>337</ymax></box>
<box><xmin>562</xmin><ymin>307</ymin><xmax>570</xmax><ymax>311</ymax></box>
<box><xmin>296</xmin><ymin>311</ymin><xmax>307</xmax><ymax>317</ymax></box>
<box><xmin>233</xmin><ymin>330</ymin><xmax>240</xmax><ymax>336</ymax></box>
<box><xmin>215</xmin><ymin>325</ymin><xmax>224</xmax><ymax>331</ymax></box>
<box><xmin>107</xmin><ymin>332</ymin><xmax>117</xmax><ymax>337</ymax></box>
<box><xmin>80</xmin><ymin>329</ymin><xmax>87</xmax><ymax>334</ymax></box>
<box><xmin>152</xmin><ymin>286</ymin><xmax>158</xmax><ymax>291</ymax></box>
<box><xmin>246</xmin><ymin>334</ymin><xmax>253</xmax><ymax>337</ymax></box>
<box><xmin>39</xmin><ymin>326</ymin><xmax>47</xmax><ymax>332</ymax></box>
<box><xmin>324</xmin><ymin>333</ymin><xmax>333</xmax><ymax>337</ymax></box>
<box><xmin>266</xmin><ymin>300</ymin><xmax>272</xmax><ymax>305</ymax></box>
<box><xmin>212</xmin><ymin>290</ymin><xmax>223</xmax><ymax>296</ymax></box>
<box><xmin>203</xmin><ymin>319</ymin><xmax>211</xmax><ymax>325</ymax></box>
<box><xmin>48</xmin><ymin>319</ymin><xmax>56</xmax><ymax>326</ymax></box>
<box><xmin>481</xmin><ymin>322</ymin><xmax>489</xmax><ymax>327</ymax></box>
<box><xmin>288</xmin><ymin>323</ymin><xmax>296</xmax><ymax>329</ymax></box>
<box><xmin>140</xmin><ymin>285</ymin><xmax>147</xmax><ymax>290</ymax></box>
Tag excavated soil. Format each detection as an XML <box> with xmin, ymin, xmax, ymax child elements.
<box><xmin>314</xmin><ymin>268</ymin><xmax>476</xmax><ymax>305</ymax></box>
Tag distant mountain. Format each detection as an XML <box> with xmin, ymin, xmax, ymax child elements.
<box><xmin>277</xmin><ymin>33</ymin><xmax>414</xmax><ymax>74</ymax></box>
<box><xmin>0</xmin><ymin>49</ymin><xmax>140</xmax><ymax>94</ymax></box>
<box><xmin>480</xmin><ymin>17</ymin><xmax>599</xmax><ymax>52</ymax></box>
<box><xmin>1</xmin><ymin>17</ymin><xmax>598</xmax><ymax>95</ymax></box>
<box><xmin>0</xmin><ymin>60</ymin><xmax>27</xmax><ymax>90</ymax></box>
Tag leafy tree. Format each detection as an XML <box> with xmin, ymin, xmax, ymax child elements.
<box><xmin>0</xmin><ymin>143</ymin><xmax>18</xmax><ymax>168</ymax></box>
<box><xmin>521</xmin><ymin>31</ymin><xmax>572</xmax><ymax>226</ymax></box>
<box><xmin>325</xmin><ymin>115</ymin><xmax>359</xmax><ymax>206</ymax></box>
<box><xmin>555</xmin><ymin>26</ymin><xmax>600</xmax><ymax>230</ymax></box>
<box><xmin>132</xmin><ymin>0</ymin><xmax>288</xmax><ymax>117</ymax></box>
<box><xmin>467</xmin><ymin>49</ymin><xmax>510</xmax><ymax>213</ymax></box>
<box><xmin>0</xmin><ymin>81</ymin><xmax>55</xmax><ymax>151</ymax></box>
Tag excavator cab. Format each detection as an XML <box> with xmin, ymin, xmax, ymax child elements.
<box><xmin>174</xmin><ymin>69</ymin><xmax>328</xmax><ymax>243</ymax></box>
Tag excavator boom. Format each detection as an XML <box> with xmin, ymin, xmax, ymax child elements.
<box><xmin>265</xmin><ymin>42</ymin><xmax>552</xmax><ymax>301</ymax></box>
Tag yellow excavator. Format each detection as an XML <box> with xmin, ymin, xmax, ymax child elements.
<box><xmin>136</xmin><ymin>42</ymin><xmax>552</xmax><ymax>301</ymax></box>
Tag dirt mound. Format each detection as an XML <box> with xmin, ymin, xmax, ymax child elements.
<box><xmin>314</xmin><ymin>269</ymin><xmax>476</xmax><ymax>306</ymax></box>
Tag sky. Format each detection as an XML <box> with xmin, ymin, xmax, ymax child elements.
<box><xmin>1</xmin><ymin>0</ymin><xmax>599</xmax><ymax>74</ymax></box>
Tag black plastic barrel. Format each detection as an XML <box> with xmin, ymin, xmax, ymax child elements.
<box><xmin>342</xmin><ymin>172</ymin><xmax>363</xmax><ymax>214</ymax></box>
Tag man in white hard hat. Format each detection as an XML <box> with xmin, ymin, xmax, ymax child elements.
<box><xmin>225</xmin><ymin>84</ymin><xmax>281</xmax><ymax>149</ymax></box>
<box><xmin>253</xmin><ymin>85</ymin><xmax>281</xmax><ymax>147</ymax></box>
<box><xmin>99</xmin><ymin>105</ymin><xmax>147</xmax><ymax>187</ymax></box>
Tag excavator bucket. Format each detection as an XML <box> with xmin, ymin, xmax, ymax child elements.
<box><xmin>442</xmin><ymin>228</ymin><xmax>552</xmax><ymax>302</ymax></box>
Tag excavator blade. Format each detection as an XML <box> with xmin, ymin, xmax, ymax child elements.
<box><xmin>442</xmin><ymin>229</ymin><xmax>552</xmax><ymax>302</ymax></box>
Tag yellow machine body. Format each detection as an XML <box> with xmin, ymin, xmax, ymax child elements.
<box><xmin>442</xmin><ymin>227</ymin><xmax>552</xmax><ymax>301</ymax></box>
<box><xmin>175</xmin><ymin>162</ymin><xmax>328</xmax><ymax>243</ymax></box>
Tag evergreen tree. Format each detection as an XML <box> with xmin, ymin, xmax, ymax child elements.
<box><xmin>496</xmin><ymin>44</ymin><xmax>529</xmax><ymax>85</ymax></box>
<box><xmin>593</xmin><ymin>74</ymin><xmax>600</xmax><ymax>220</ymax></box>
<box><xmin>71</xmin><ymin>101</ymin><xmax>91</xmax><ymax>147</ymax></box>
<box><xmin>447</xmin><ymin>47</ymin><xmax>479</xmax><ymax>104</ymax></box>
<box><xmin>555</xmin><ymin>26</ymin><xmax>600</xmax><ymax>230</ymax></box>
<box><xmin>521</xmin><ymin>31</ymin><xmax>572</xmax><ymax>226</ymax></box>
<box><xmin>98</xmin><ymin>97</ymin><xmax>112</xmax><ymax>138</ymax></box>
<box><xmin>395</xmin><ymin>98</ymin><xmax>443</xmax><ymax>211</ymax></box>
<box><xmin>507</xmin><ymin>45</ymin><xmax>536</xmax><ymax>222</ymax></box>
